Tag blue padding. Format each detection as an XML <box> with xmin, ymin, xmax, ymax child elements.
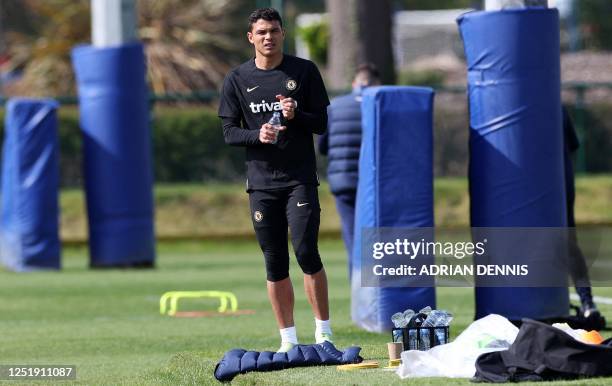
<box><xmin>458</xmin><ymin>9</ymin><xmax>569</xmax><ymax>320</ymax></box>
<box><xmin>0</xmin><ymin>98</ymin><xmax>60</xmax><ymax>271</ymax></box>
<box><xmin>352</xmin><ymin>86</ymin><xmax>436</xmax><ymax>332</ymax></box>
<box><xmin>214</xmin><ymin>342</ymin><xmax>362</xmax><ymax>382</ymax></box>
<box><xmin>71</xmin><ymin>43</ymin><xmax>155</xmax><ymax>267</ymax></box>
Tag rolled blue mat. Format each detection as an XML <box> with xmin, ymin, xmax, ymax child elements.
<box><xmin>71</xmin><ymin>43</ymin><xmax>155</xmax><ymax>267</ymax></box>
<box><xmin>458</xmin><ymin>9</ymin><xmax>569</xmax><ymax>320</ymax></box>
<box><xmin>214</xmin><ymin>342</ymin><xmax>362</xmax><ymax>382</ymax></box>
<box><xmin>0</xmin><ymin>98</ymin><xmax>60</xmax><ymax>271</ymax></box>
<box><xmin>352</xmin><ymin>86</ymin><xmax>436</xmax><ymax>332</ymax></box>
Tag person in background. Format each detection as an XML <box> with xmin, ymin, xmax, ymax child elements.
<box><xmin>318</xmin><ymin>64</ymin><xmax>381</xmax><ymax>278</ymax></box>
<box><xmin>563</xmin><ymin>107</ymin><xmax>603</xmax><ymax>325</ymax></box>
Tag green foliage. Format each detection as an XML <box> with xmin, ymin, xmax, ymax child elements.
<box><xmin>0</xmin><ymin>106</ymin><xmax>245</xmax><ymax>186</ymax></box>
<box><xmin>579</xmin><ymin>0</ymin><xmax>612</xmax><ymax>50</ymax></box>
<box><xmin>3</xmin><ymin>0</ymin><xmax>250</xmax><ymax>96</ymax></box>
<box><xmin>150</xmin><ymin>107</ymin><xmax>244</xmax><ymax>182</ymax></box>
<box><xmin>55</xmin><ymin>108</ymin><xmax>83</xmax><ymax>184</ymax></box>
<box><xmin>398</xmin><ymin>69</ymin><xmax>445</xmax><ymax>87</ymax></box>
<box><xmin>567</xmin><ymin>104</ymin><xmax>612</xmax><ymax>172</ymax></box>
<box><xmin>0</xmin><ymin>100</ymin><xmax>611</xmax><ymax>187</ymax></box>
<box><xmin>0</xmin><ymin>108</ymin><xmax>84</xmax><ymax>184</ymax></box>
<box><xmin>297</xmin><ymin>20</ymin><xmax>329</xmax><ymax>65</ymax></box>
<box><xmin>395</xmin><ymin>0</ymin><xmax>474</xmax><ymax>10</ymax></box>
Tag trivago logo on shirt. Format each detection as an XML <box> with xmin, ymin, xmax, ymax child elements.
<box><xmin>249</xmin><ymin>99</ymin><xmax>282</xmax><ymax>114</ymax></box>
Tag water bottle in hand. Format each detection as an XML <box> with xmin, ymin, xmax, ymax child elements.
<box><xmin>268</xmin><ymin>112</ymin><xmax>282</xmax><ymax>144</ymax></box>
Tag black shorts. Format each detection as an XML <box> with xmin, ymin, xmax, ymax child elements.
<box><xmin>249</xmin><ymin>184</ymin><xmax>323</xmax><ymax>281</ymax></box>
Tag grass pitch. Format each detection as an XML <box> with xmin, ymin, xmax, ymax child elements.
<box><xmin>1</xmin><ymin>239</ymin><xmax>611</xmax><ymax>385</ymax></box>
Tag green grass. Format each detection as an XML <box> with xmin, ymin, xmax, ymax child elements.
<box><xmin>1</xmin><ymin>240</ymin><xmax>611</xmax><ymax>385</ymax></box>
<box><xmin>58</xmin><ymin>175</ymin><xmax>612</xmax><ymax>241</ymax></box>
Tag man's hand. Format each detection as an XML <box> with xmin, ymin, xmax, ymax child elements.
<box><xmin>276</xmin><ymin>94</ymin><xmax>297</xmax><ymax>120</ymax></box>
<box><xmin>259</xmin><ymin>122</ymin><xmax>286</xmax><ymax>144</ymax></box>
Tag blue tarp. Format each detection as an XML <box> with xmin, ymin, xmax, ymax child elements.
<box><xmin>71</xmin><ymin>43</ymin><xmax>155</xmax><ymax>267</ymax></box>
<box><xmin>458</xmin><ymin>8</ymin><xmax>569</xmax><ymax>320</ymax></box>
<box><xmin>0</xmin><ymin>98</ymin><xmax>60</xmax><ymax>271</ymax></box>
<box><xmin>352</xmin><ymin>86</ymin><xmax>436</xmax><ymax>332</ymax></box>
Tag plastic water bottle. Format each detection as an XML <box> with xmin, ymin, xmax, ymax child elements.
<box><xmin>419</xmin><ymin>306</ymin><xmax>432</xmax><ymax>315</ymax></box>
<box><xmin>268</xmin><ymin>112</ymin><xmax>281</xmax><ymax>144</ymax></box>
<box><xmin>419</xmin><ymin>329</ymin><xmax>431</xmax><ymax>350</ymax></box>
<box><xmin>391</xmin><ymin>312</ymin><xmax>405</xmax><ymax>328</ymax></box>
<box><xmin>422</xmin><ymin>310</ymin><xmax>453</xmax><ymax>345</ymax></box>
<box><xmin>392</xmin><ymin>329</ymin><xmax>403</xmax><ymax>344</ymax></box>
<box><xmin>422</xmin><ymin>310</ymin><xmax>450</xmax><ymax>327</ymax></box>
<box><xmin>409</xmin><ymin>329</ymin><xmax>419</xmax><ymax>350</ymax></box>
<box><xmin>402</xmin><ymin>309</ymin><xmax>415</xmax><ymax>326</ymax></box>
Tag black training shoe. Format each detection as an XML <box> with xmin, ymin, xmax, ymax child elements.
<box><xmin>581</xmin><ymin>302</ymin><xmax>607</xmax><ymax>330</ymax></box>
<box><xmin>580</xmin><ymin>299</ymin><xmax>598</xmax><ymax>318</ymax></box>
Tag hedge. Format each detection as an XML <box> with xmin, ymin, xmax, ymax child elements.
<box><xmin>0</xmin><ymin>106</ymin><xmax>246</xmax><ymax>186</ymax></box>
<box><xmin>0</xmin><ymin>102</ymin><xmax>610</xmax><ymax>187</ymax></box>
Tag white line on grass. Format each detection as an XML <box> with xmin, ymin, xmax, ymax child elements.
<box><xmin>570</xmin><ymin>294</ymin><xmax>612</xmax><ymax>305</ymax></box>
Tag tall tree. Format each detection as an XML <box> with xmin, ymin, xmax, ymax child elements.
<box><xmin>325</xmin><ymin>0</ymin><xmax>357</xmax><ymax>90</ymax></box>
<box><xmin>2</xmin><ymin>0</ymin><xmax>252</xmax><ymax>96</ymax></box>
<box><xmin>138</xmin><ymin>0</ymin><xmax>248</xmax><ymax>93</ymax></box>
<box><xmin>356</xmin><ymin>0</ymin><xmax>395</xmax><ymax>84</ymax></box>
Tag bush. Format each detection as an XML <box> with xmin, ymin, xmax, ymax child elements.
<box><xmin>297</xmin><ymin>20</ymin><xmax>329</xmax><ymax>65</ymax></box>
<box><xmin>151</xmin><ymin>107</ymin><xmax>245</xmax><ymax>182</ymax></box>
<box><xmin>0</xmin><ymin>106</ymin><xmax>246</xmax><ymax>186</ymax></box>
<box><xmin>398</xmin><ymin>69</ymin><xmax>446</xmax><ymax>87</ymax></box>
<box><xmin>0</xmin><ymin>107</ymin><xmax>83</xmax><ymax>186</ymax></box>
<box><xmin>0</xmin><ymin>100</ymin><xmax>610</xmax><ymax>186</ymax></box>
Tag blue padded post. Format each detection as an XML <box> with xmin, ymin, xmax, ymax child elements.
<box><xmin>0</xmin><ymin>98</ymin><xmax>61</xmax><ymax>271</ymax></box>
<box><xmin>458</xmin><ymin>9</ymin><xmax>569</xmax><ymax>320</ymax></box>
<box><xmin>352</xmin><ymin>86</ymin><xmax>436</xmax><ymax>332</ymax></box>
<box><xmin>71</xmin><ymin>43</ymin><xmax>155</xmax><ymax>267</ymax></box>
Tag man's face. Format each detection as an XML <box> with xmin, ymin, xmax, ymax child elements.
<box><xmin>247</xmin><ymin>19</ymin><xmax>284</xmax><ymax>58</ymax></box>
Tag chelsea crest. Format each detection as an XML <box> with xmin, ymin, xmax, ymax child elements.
<box><xmin>285</xmin><ymin>79</ymin><xmax>297</xmax><ymax>91</ymax></box>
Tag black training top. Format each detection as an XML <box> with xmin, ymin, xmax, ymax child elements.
<box><xmin>218</xmin><ymin>54</ymin><xmax>329</xmax><ymax>191</ymax></box>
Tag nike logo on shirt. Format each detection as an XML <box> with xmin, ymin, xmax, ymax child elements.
<box><xmin>247</xmin><ymin>86</ymin><xmax>259</xmax><ymax>92</ymax></box>
<box><xmin>297</xmin><ymin>202</ymin><xmax>309</xmax><ymax>207</ymax></box>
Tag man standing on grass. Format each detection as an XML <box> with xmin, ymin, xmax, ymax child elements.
<box><xmin>218</xmin><ymin>8</ymin><xmax>332</xmax><ymax>352</ymax></box>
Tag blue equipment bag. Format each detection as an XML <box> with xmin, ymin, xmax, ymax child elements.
<box><xmin>71</xmin><ymin>43</ymin><xmax>155</xmax><ymax>267</ymax></box>
<box><xmin>458</xmin><ymin>9</ymin><xmax>569</xmax><ymax>320</ymax></box>
<box><xmin>352</xmin><ymin>86</ymin><xmax>436</xmax><ymax>332</ymax></box>
<box><xmin>0</xmin><ymin>98</ymin><xmax>61</xmax><ymax>271</ymax></box>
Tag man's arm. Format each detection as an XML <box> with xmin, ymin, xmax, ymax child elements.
<box><xmin>222</xmin><ymin>116</ymin><xmax>261</xmax><ymax>146</ymax></box>
<box><xmin>293</xmin><ymin>108</ymin><xmax>328</xmax><ymax>135</ymax></box>
<box><xmin>295</xmin><ymin>61</ymin><xmax>329</xmax><ymax>135</ymax></box>
<box><xmin>276</xmin><ymin>94</ymin><xmax>327</xmax><ymax>135</ymax></box>
<box><xmin>219</xmin><ymin>72</ymin><xmax>264</xmax><ymax>146</ymax></box>
<box><xmin>318</xmin><ymin>105</ymin><xmax>332</xmax><ymax>155</ymax></box>
<box><xmin>318</xmin><ymin>130</ymin><xmax>329</xmax><ymax>155</ymax></box>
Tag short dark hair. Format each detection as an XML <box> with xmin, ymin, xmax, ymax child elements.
<box><xmin>355</xmin><ymin>63</ymin><xmax>381</xmax><ymax>85</ymax></box>
<box><xmin>248</xmin><ymin>8</ymin><xmax>283</xmax><ymax>31</ymax></box>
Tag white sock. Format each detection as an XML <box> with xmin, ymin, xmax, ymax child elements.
<box><xmin>279</xmin><ymin>326</ymin><xmax>298</xmax><ymax>344</ymax></box>
<box><xmin>315</xmin><ymin>318</ymin><xmax>332</xmax><ymax>336</ymax></box>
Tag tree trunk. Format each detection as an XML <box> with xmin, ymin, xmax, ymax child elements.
<box><xmin>325</xmin><ymin>0</ymin><xmax>357</xmax><ymax>90</ymax></box>
<box><xmin>356</xmin><ymin>0</ymin><xmax>395</xmax><ymax>84</ymax></box>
